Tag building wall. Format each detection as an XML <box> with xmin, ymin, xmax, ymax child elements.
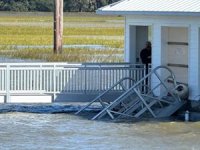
<box><xmin>125</xmin><ymin>15</ymin><xmax>200</xmax><ymax>100</ymax></box>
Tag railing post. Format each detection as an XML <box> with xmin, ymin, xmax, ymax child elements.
<box><xmin>53</xmin><ymin>64</ymin><xmax>56</xmax><ymax>102</ymax></box>
<box><xmin>6</xmin><ymin>64</ymin><xmax>10</xmax><ymax>103</ymax></box>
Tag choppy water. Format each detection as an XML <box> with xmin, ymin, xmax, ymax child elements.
<box><xmin>0</xmin><ymin>104</ymin><xmax>200</xmax><ymax>150</ymax></box>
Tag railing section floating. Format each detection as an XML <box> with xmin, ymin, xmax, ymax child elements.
<box><xmin>0</xmin><ymin>63</ymin><xmax>148</xmax><ymax>102</ymax></box>
<box><xmin>76</xmin><ymin>66</ymin><xmax>187</xmax><ymax>120</ymax></box>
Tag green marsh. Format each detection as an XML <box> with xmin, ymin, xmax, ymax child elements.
<box><xmin>0</xmin><ymin>12</ymin><xmax>124</xmax><ymax>62</ymax></box>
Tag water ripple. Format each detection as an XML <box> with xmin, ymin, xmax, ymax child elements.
<box><xmin>0</xmin><ymin>103</ymin><xmax>101</xmax><ymax>114</ymax></box>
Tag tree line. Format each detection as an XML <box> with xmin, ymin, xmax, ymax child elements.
<box><xmin>0</xmin><ymin>0</ymin><xmax>120</xmax><ymax>12</ymax></box>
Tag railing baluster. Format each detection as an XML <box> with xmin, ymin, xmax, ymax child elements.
<box><xmin>24</xmin><ymin>70</ymin><xmax>27</xmax><ymax>91</ymax></box>
<box><xmin>33</xmin><ymin>70</ymin><xmax>36</xmax><ymax>91</ymax></box>
<box><xmin>26</xmin><ymin>70</ymin><xmax>28</xmax><ymax>90</ymax></box>
<box><xmin>47</xmin><ymin>69</ymin><xmax>49</xmax><ymax>92</ymax></box>
<box><xmin>0</xmin><ymin>70</ymin><xmax>2</xmax><ymax>91</ymax></box>
<box><xmin>39</xmin><ymin>65</ymin><xmax>42</xmax><ymax>91</ymax></box>
<box><xmin>30</xmin><ymin>70</ymin><xmax>33</xmax><ymax>91</ymax></box>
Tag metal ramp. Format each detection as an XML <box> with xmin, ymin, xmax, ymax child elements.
<box><xmin>75</xmin><ymin>77</ymin><xmax>136</xmax><ymax>115</ymax></box>
<box><xmin>76</xmin><ymin>66</ymin><xmax>187</xmax><ymax>120</ymax></box>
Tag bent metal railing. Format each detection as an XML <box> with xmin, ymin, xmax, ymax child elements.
<box><xmin>0</xmin><ymin>63</ymin><xmax>149</xmax><ymax>102</ymax></box>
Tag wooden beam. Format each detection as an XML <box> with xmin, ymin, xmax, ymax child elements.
<box><xmin>167</xmin><ymin>63</ymin><xmax>188</xmax><ymax>68</ymax></box>
<box><xmin>54</xmin><ymin>0</ymin><xmax>63</xmax><ymax>54</ymax></box>
<box><xmin>167</xmin><ymin>42</ymin><xmax>188</xmax><ymax>46</ymax></box>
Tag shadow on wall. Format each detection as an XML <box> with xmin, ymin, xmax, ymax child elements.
<box><xmin>54</xmin><ymin>63</ymin><xmax>145</xmax><ymax>102</ymax></box>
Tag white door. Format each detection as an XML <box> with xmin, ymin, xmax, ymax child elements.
<box><xmin>167</xmin><ymin>27</ymin><xmax>188</xmax><ymax>84</ymax></box>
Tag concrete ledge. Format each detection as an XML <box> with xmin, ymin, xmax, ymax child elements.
<box><xmin>0</xmin><ymin>96</ymin><xmax>5</xmax><ymax>103</ymax></box>
<box><xmin>0</xmin><ymin>92</ymin><xmax>124</xmax><ymax>103</ymax></box>
<box><xmin>9</xmin><ymin>95</ymin><xmax>52</xmax><ymax>103</ymax></box>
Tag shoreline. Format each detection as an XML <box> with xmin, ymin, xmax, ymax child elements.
<box><xmin>0</xmin><ymin>102</ymin><xmax>199</xmax><ymax>122</ymax></box>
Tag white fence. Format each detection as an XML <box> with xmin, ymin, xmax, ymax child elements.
<box><xmin>0</xmin><ymin>63</ymin><xmax>147</xmax><ymax>103</ymax></box>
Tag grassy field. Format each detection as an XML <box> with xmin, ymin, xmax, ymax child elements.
<box><xmin>0</xmin><ymin>12</ymin><xmax>124</xmax><ymax>62</ymax></box>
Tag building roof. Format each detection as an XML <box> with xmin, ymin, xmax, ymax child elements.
<box><xmin>97</xmin><ymin>0</ymin><xmax>200</xmax><ymax>16</ymax></box>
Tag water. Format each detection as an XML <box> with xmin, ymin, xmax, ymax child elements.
<box><xmin>0</xmin><ymin>104</ymin><xmax>200</xmax><ymax>150</ymax></box>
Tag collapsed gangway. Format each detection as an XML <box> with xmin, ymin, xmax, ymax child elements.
<box><xmin>76</xmin><ymin>66</ymin><xmax>188</xmax><ymax>120</ymax></box>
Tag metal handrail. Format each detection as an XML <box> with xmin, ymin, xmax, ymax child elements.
<box><xmin>75</xmin><ymin>77</ymin><xmax>135</xmax><ymax>115</ymax></box>
<box><xmin>90</xmin><ymin>66</ymin><xmax>183</xmax><ymax>120</ymax></box>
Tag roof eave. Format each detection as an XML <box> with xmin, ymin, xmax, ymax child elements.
<box><xmin>96</xmin><ymin>10</ymin><xmax>200</xmax><ymax>17</ymax></box>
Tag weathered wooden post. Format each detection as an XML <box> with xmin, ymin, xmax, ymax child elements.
<box><xmin>54</xmin><ymin>0</ymin><xmax>63</xmax><ymax>54</ymax></box>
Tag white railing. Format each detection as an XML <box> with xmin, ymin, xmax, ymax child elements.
<box><xmin>0</xmin><ymin>63</ymin><xmax>148</xmax><ymax>102</ymax></box>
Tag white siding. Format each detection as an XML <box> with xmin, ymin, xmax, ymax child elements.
<box><xmin>123</xmin><ymin>14</ymin><xmax>200</xmax><ymax>100</ymax></box>
<box><xmin>151</xmin><ymin>24</ymin><xmax>162</xmax><ymax>96</ymax></box>
<box><xmin>188</xmin><ymin>25</ymin><xmax>200</xmax><ymax>100</ymax></box>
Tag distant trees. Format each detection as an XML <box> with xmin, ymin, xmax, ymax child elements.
<box><xmin>0</xmin><ymin>0</ymin><xmax>54</xmax><ymax>11</ymax></box>
<box><xmin>0</xmin><ymin>0</ymin><xmax>120</xmax><ymax>12</ymax></box>
<box><xmin>31</xmin><ymin>0</ymin><xmax>54</xmax><ymax>12</ymax></box>
<box><xmin>0</xmin><ymin>0</ymin><xmax>30</xmax><ymax>11</ymax></box>
<box><xmin>64</xmin><ymin>0</ymin><xmax>89</xmax><ymax>12</ymax></box>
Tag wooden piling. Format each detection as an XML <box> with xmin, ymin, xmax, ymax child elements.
<box><xmin>54</xmin><ymin>0</ymin><xmax>63</xmax><ymax>54</ymax></box>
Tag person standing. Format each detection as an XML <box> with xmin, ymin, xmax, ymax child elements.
<box><xmin>140</xmin><ymin>41</ymin><xmax>152</xmax><ymax>91</ymax></box>
<box><xmin>140</xmin><ymin>41</ymin><xmax>152</xmax><ymax>66</ymax></box>
<box><xmin>108</xmin><ymin>0</ymin><xmax>113</xmax><ymax>4</ymax></box>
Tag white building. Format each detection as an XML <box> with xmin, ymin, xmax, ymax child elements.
<box><xmin>97</xmin><ymin>0</ymin><xmax>200</xmax><ymax>101</ymax></box>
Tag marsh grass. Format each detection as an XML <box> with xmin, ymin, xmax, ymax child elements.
<box><xmin>0</xmin><ymin>26</ymin><xmax>123</xmax><ymax>36</ymax></box>
<box><xmin>0</xmin><ymin>26</ymin><xmax>123</xmax><ymax>47</ymax></box>
<box><xmin>0</xmin><ymin>47</ymin><xmax>123</xmax><ymax>62</ymax></box>
<box><xmin>0</xmin><ymin>12</ymin><xmax>124</xmax><ymax>62</ymax></box>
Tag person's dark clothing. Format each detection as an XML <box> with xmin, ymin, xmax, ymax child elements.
<box><xmin>108</xmin><ymin>0</ymin><xmax>113</xmax><ymax>4</ymax></box>
<box><xmin>140</xmin><ymin>47</ymin><xmax>151</xmax><ymax>64</ymax></box>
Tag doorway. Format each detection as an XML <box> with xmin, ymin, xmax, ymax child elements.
<box><xmin>128</xmin><ymin>25</ymin><xmax>152</xmax><ymax>63</ymax></box>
